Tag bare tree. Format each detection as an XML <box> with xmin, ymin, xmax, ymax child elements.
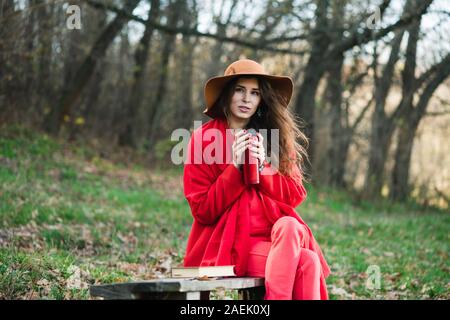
<box><xmin>363</xmin><ymin>0</ymin><xmax>449</xmax><ymax>200</ymax></box>
<box><xmin>173</xmin><ymin>0</ymin><xmax>198</xmax><ymax>130</ymax></box>
<box><xmin>146</xmin><ymin>0</ymin><xmax>183</xmax><ymax>150</ymax></box>
<box><xmin>0</xmin><ymin>0</ymin><xmax>20</xmax><ymax>120</ymax></box>
<box><xmin>293</xmin><ymin>0</ymin><xmax>432</xmax><ymax>175</ymax></box>
<box><xmin>119</xmin><ymin>0</ymin><xmax>161</xmax><ymax>147</ymax></box>
<box><xmin>43</xmin><ymin>0</ymin><xmax>141</xmax><ymax>135</ymax></box>
<box><xmin>363</xmin><ymin>29</ymin><xmax>405</xmax><ymax>198</ymax></box>
<box><xmin>390</xmin><ymin>51</ymin><xmax>450</xmax><ymax>201</ymax></box>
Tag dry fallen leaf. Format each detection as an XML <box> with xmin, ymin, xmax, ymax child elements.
<box><xmin>36</xmin><ymin>279</ymin><xmax>51</xmax><ymax>296</ymax></box>
<box><xmin>328</xmin><ymin>284</ymin><xmax>353</xmax><ymax>299</ymax></box>
<box><xmin>66</xmin><ymin>265</ymin><xmax>89</xmax><ymax>290</ymax></box>
<box><xmin>399</xmin><ymin>283</ymin><xmax>407</xmax><ymax>290</ymax></box>
<box><xmin>196</xmin><ymin>275</ymin><xmax>215</xmax><ymax>281</ymax></box>
<box><xmin>158</xmin><ymin>256</ymin><xmax>172</xmax><ymax>273</ymax></box>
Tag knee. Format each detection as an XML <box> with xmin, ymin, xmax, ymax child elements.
<box><xmin>273</xmin><ymin>216</ymin><xmax>299</xmax><ymax>233</ymax></box>
<box><xmin>298</xmin><ymin>250</ymin><xmax>321</xmax><ymax>273</ymax></box>
<box><xmin>272</xmin><ymin>216</ymin><xmax>303</xmax><ymax>237</ymax></box>
<box><xmin>272</xmin><ymin>216</ymin><xmax>310</xmax><ymax>246</ymax></box>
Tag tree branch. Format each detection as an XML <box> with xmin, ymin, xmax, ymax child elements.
<box><xmin>265</xmin><ymin>0</ymin><xmax>392</xmax><ymax>45</ymax></box>
<box><xmin>424</xmin><ymin>110</ymin><xmax>450</xmax><ymax>117</ymax></box>
<box><xmin>351</xmin><ymin>96</ymin><xmax>374</xmax><ymax>132</ymax></box>
<box><xmin>84</xmin><ymin>0</ymin><xmax>309</xmax><ymax>56</ymax></box>
<box><xmin>326</xmin><ymin>0</ymin><xmax>433</xmax><ymax>59</ymax></box>
<box><xmin>417</xmin><ymin>54</ymin><xmax>450</xmax><ymax>87</ymax></box>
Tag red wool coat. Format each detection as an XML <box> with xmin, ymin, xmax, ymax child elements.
<box><xmin>183</xmin><ymin>118</ymin><xmax>331</xmax><ymax>298</ymax></box>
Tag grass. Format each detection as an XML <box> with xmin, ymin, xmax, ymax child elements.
<box><xmin>0</xmin><ymin>124</ymin><xmax>448</xmax><ymax>300</ymax></box>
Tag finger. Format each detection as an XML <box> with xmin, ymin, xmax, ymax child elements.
<box><xmin>236</xmin><ymin>133</ymin><xmax>251</xmax><ymax>145</ymax></box>
<box><xmin>236</xmin><ymin>138</ymin><xmax>251</xmax><ymax>149</ymax></box>
<box><xmin>250</xmin><ymin>151</ymin><xmax>262</xmax><ymax>162</ymax></box>
<box><xmin>236</xmin><ymin>140</ymin><xmax>249</xmax><ymax>150</ymax></box>
<box><xmin>256</xmin><ymin>133</ymin><xmax>264</xmax><ymax>143</ymax></box>
<box><xmin>253</xmin><ymin>152</ymin><xmax>264</xmax><ymax>163</ymax></box>
<box><xmin>234</xmin><ymin>129</ymin><xmax>247</xmax><ymax>139</ymax></box>
<box><xmin>255</xmin><ymin>140</ymin><xmax>265</xmax><ymax>152</ymax></box>
<box><xmin>235</xmin><ymin>143</ymin><xmax>249</xmax><ymax>156</ymax></box>
<box><xmin>250</xmin><ymin>139</ymin><xmax>261</xmax><ymax>148</ymax></box>
<box><xmin>251</xmin><ymin>145</ymin><xmax>264</xmax><ymax>158</ymax></box>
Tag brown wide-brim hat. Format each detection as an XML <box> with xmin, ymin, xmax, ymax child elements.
<box><xmin>203</xmin><ymin>59</ymin><xmax>294</xmax><ymax>118</ymax></box>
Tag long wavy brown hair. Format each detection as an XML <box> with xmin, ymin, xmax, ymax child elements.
<box><xmin>211</xmin><ymin>75</ymin><xmax>310</xmax><ymax>183</ymax></box>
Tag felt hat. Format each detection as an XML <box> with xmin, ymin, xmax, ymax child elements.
<box><xmin>203</xmin><ymin>59</ymin><xmax>294</xmax><ymax>118</ymax></box>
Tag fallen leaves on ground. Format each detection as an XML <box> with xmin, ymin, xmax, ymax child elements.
<box><xmin>328</xmin><ymin>284</ymin><xmax>354</xmax><ymax>299</ymax></box>
<box><xmin>66</xmin><ymin>265</ymin><xmax>90</xmax><ymax>290</ymax></box>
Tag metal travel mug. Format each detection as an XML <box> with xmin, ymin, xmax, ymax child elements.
<box><xmin>243</xmin><ymin>129</ymin><xmax>259</xmax><ymax>185</ymax></box>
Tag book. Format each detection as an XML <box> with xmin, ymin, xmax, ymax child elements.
<box><xmin>171</xmin><ymin>265</ymin><xmax>236</xmax><ymax>278</ymax></box>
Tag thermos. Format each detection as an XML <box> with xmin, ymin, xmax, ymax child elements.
<box><xmin>243</xmin><ymin>128</ymin><xmax>259</xmax><ymax>185</ymax></box>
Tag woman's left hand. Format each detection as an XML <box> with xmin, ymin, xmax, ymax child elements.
<box><xmin>249</xmin><ymin>133</ymin><xmax>266</xmax><ymax>165</ymax></box>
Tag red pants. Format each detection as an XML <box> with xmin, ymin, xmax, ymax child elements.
<box><xmin>246</xmin><ymin>216</ymin><xmax>322</xmax><ymax>300</ymax></box>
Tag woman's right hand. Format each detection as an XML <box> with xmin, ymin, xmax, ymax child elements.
<box><xmin>232</xmin><ymin>129</ymin><xmax>252</xmax><ymax>169</ymax></box>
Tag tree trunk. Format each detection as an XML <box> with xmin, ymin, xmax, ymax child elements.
<box><xmin>362</xmin><ymin>0</ymin><xmax>437</xmax><ymax>199</ymax></box>
<box><xmin>321</xmin><ymin>1</ymin><xmax>348</xmax><ymax>187</ymax></box>
<box><xmin>147</xmin><ymin>0</ymin><xmax>181</xmax><ymax>150</ymax></box>
<box><xmin>24</xmin><ymin>0</ymin><xmax>37</xmax><ymax>110</ymax></box>
<box><xmin>174</xmin><ymin>36</ymin><xmax>195</xmax><ymax>130</ymax></box>
<box><xmin>173</xmin><ymin>0</ymin><xmax>197</xmax><ymax>130</ymax></box>
<box><xmin>0</xmin><ymin>0</ymin><xmax>17</xmax><ymax>118</ymax></box>
<box><xmin>325</xmin><ymin>53</ymin><xmax>348</xmax><ymax>187</ymax></box>
<box><xmin>196</xmin><ymin>0</ymin><xmax>238</xmax><ymax>119</ymax></box>
<box><xmin>36</xmin><ymin>0</ymin><xmax>53</xmax><ymax>115</ymax></box>
<box><xmin>293</xmin><ymin>0</ymin><xmax>329</xmax><ymax>174</ymax></box>
<box><xmin>363</xmin><ymin>30</ymin><xmax>405</xmax><ymax>198</ymax></box>
<box><xmin>390</xmin><ymin>120</ymin><xmax>416</xmax><ymax>201</ymax></box>
<box><xmin>390</xmin><ymin>53</ymin><xmax>450</xmax><ymax>201</ymax></box>
<box><xmin>43</xmin><ymin>0</ymin><xmax>141</xmax><ymax>135</ymax></box>
<box><xmin>119</xmin><ymin>0</ymin><xmax>160</xmax><ymax>147</ymax></box>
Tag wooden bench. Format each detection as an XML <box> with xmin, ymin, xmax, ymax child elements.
<box><xmin>90</xmin><ymin>277</ymin><xmax>265</xmax><ymax>300</ymax></box>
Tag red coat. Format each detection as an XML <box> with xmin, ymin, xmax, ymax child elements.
<box><xmin>183</xmin><ymin>118</ymin><xmax>330</xmax><ymax>298</ymax></box>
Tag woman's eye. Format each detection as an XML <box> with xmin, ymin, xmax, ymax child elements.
<box><xmin>236</xmin><ymin>88</ymin><xmax>243</xmax><ymax>92</ymax></box>
<box><xmin>252</xmin><ymin>91</ymin><xmax>260</xmax><ymax>96</ymax></box>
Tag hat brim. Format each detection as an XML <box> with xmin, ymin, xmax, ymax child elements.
<box><xmin>203</xmin><ymin>73</ymin><xmax>294</xmax><ymax>119</ymax></box>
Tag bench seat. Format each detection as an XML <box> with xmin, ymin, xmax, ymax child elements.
<box><xmin>90</xmin><ymin>277</ymin><xmax>265</xmax><ymax>300</ymax></box>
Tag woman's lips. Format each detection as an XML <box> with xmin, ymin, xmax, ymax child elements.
<box><xmin>238</xmin><ymin>106</ymin><xmax>251</xmax><ymax>113</ymax></box>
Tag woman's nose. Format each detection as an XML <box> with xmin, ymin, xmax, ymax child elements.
<box><xmin>242</xmin><ymin>91</ymin><xmax>249</xmax><ymax>102</ymax></box>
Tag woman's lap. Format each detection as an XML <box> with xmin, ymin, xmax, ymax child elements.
<box><xmin>246</xmin><ymin>238</ymin><xmax>271</xmax><ymax>277</ymax></box>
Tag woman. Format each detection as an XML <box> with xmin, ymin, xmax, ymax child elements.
<box><xmin>183</xmin><ymin>59</ymin><xmax>330</xmax><ymax>300</ymax></box>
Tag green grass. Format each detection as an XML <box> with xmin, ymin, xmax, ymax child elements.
<box><xmin>300</xmin><ymin>186</ymin><xmax>449</xmax><ymax>299</ymax></box>
<box><xmin>0</xmin><ymin>125</ymin><xmax>448</xmax><ymax>299</ymax></box>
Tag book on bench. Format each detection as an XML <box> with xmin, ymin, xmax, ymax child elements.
<box><xmin>171</xmin><ymin>265</ymin><xmax>236</xmax><ymax>278</ymax></box>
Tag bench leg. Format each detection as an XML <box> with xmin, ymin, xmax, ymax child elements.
<box><xmin>238</xmin><ymin>287</ymin><xmax>265</xmax><ymax>300</ymax></box>
<box><xmin>200</xmin><ymin>291</ymin><xmax>210</xmax><ymax>300</ymax></box>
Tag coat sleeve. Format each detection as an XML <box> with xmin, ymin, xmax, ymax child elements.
<box><xmin>183</xmin><ymin>130</ymin><xmax>247</xmax><ymax>225</ymax></box>
<box><xmin>256</xmin><ymin>161</ymin><xmax>307</xmax><ymax>208</ymax></box>
<box><xmin>184</xmin><ymin>163</ymin><xmax>246</xmax><ymax>225</ymax></box>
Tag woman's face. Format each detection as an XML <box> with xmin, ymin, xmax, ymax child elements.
<box><xmin>229</xmin><ymin>77</ymin><xmax>261</xmax><ymax>122</ymax></box>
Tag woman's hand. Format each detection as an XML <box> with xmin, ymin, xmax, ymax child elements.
<box><xmin>232</xmin><ymin>129</ymin><xmax>251</xmax><ymax>169</ymax></box>
<box><xmin>249</xmin><ymin>132</ymin><xmax>266</xmax><ymax>166</ymax></box>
